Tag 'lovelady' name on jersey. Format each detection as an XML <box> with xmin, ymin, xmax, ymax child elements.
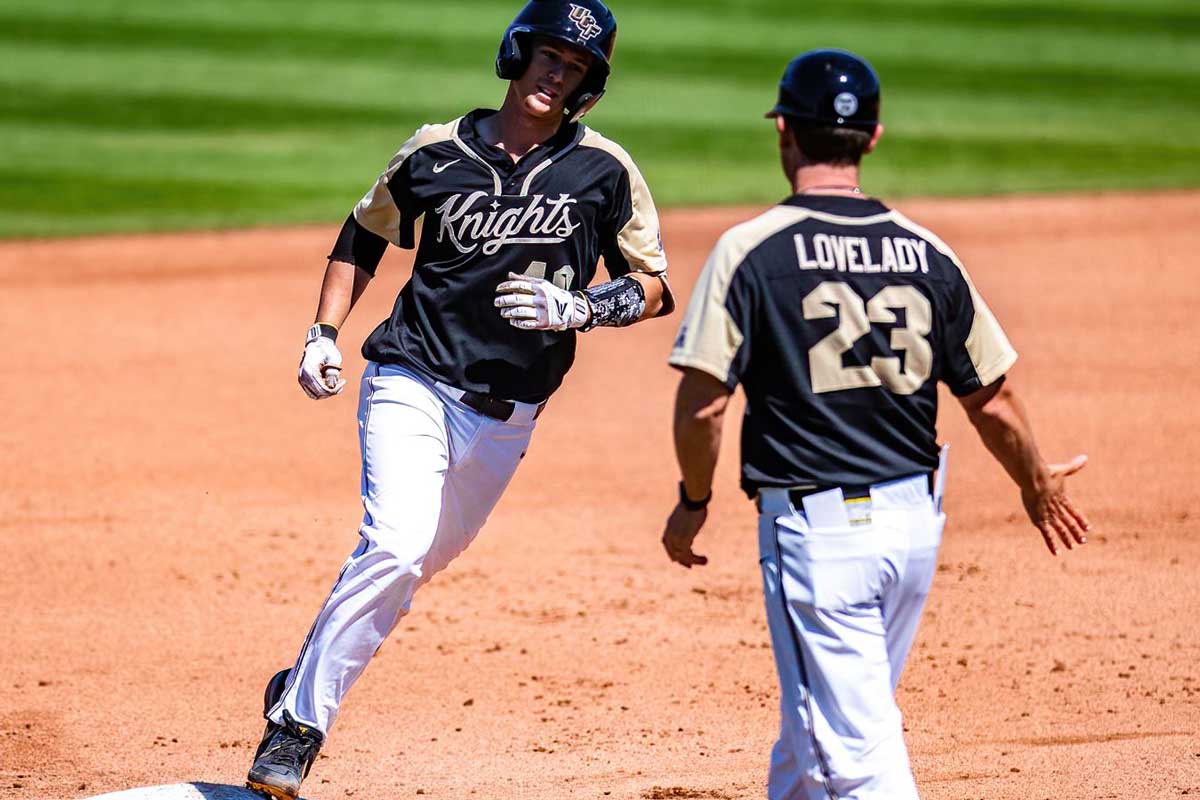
<box><xmin>795</xmin><ymin>233</ymin><xmax>929</xmax><ymax>274</ymax></box>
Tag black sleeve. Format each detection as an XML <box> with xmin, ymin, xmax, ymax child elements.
<box><xmin>328</xmin><ymin>214</ymin><xmax>388</xmax><ymax>277</ymax></box>
<box><xmin>386</xmin><ymin>159</ymin><xmax>421</xmax><ymax>251</ymax></box>
<box><xmin>598</xmin><ymin>170</ymin><xmax>634</xmax><ymax>278</ymax></box>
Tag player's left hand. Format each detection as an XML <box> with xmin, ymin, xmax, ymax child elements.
<box><xmin>494</xmin><ymin>272</ymin><xmax>591</xmax><ymax>331</ymax></box>
<box><xmin>661</xmin><ymin>502</ymin><xmax>709</xmax><ymax>568</ymax></box>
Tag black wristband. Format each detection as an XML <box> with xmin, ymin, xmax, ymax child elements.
<box><xmin>678</xmin><ymin>481</ymin><xmax>712</xmax><ymax>511</ymax></box>
<box><xmin>306</xmin><ymin>323</ymin><xmax>339</xmax><ymax>343</ymax></box>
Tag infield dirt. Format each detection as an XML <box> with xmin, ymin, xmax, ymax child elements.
<box><xmin>2</xmin><ymin>192</ymin><xmax>1198</xmax><ymax>799</ymax></box>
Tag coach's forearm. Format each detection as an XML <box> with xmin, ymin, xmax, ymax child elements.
<box><xmin>673</xmin><ymin>370</ymin><xmax>731</xmax><ymax>501</ymax></box>
<box><xmin>962</xmin><ymin>381</ymin><xmax>1051</xmax><ymax>496</ymax></box>
<box><xmin>314</xmin><ymin>260</ymin><xmax>373</xmax><ymax>329</ymax></box>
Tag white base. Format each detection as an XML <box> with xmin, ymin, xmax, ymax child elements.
<box><xmin>85</xmin><ymin>784</ymin><xmax>307</xmax><ymax>800</ymax></box>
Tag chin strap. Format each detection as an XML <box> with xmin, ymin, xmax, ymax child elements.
<box><xmin>567</xmin><ymin>90</ymin><xmax>605</xmax><ymax>123</ymax></box>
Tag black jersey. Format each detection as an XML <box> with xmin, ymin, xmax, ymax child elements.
<box><xmin>350</xmin><ymin>109</ymin><xmax>667</xmax><ymax>403</ymax></box>
<box><xmin>669</xmin><ymin>195</ymin><xmax>1017</xmax><ymax>497</ymax></box>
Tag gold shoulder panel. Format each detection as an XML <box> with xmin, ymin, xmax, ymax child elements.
<box><xmin>352</xmin><ymin>119</ymin><xmax>461</xmax><ymax>246</ymax></box>
<box><xmin>669</xmin><ymin>206</ymin><xmax>811</xmax><ymax>384</ymax></box>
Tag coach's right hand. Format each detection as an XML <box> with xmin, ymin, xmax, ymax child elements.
<box><xmin>298</xmin><ymin>327</ymin><xmax>347</xmax><ymax>400</ymax></box>
<box><xmin>1022</xmin><ymin>455</ymin><xmax>1091</xmax><ymax>555</ymax></box>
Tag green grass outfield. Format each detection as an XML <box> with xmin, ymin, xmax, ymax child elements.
<box><xmin>2</xmin><ymin>0</ymin><xmax>1199</xmax><ymax>238</ymax></box>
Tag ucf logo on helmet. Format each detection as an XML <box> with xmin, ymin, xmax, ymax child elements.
<box><xmin>569</xmin><ymin>4</ymin><xmax>603</xmax><ymax>42</ymax></box>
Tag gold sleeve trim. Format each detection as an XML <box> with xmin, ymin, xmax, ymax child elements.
<box><xmin>667</xmin><ymin>354</ymin><xmax>738</xmax><ymax>385</ymax></box>
<box><xmin>352</xmin><ymin>119</ymin><xmax>460</xmax><ymax>246</ymax></box>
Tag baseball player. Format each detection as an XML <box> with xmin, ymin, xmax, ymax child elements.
<box><xmin>244</xmin><ymin>2</ymin><xmax>672</xmax><ymax>798</ymax></box>
<box><xmin>662</xmin><ymin>49</ymin><xmax>1091</xmax><ymax>799</ymax></box>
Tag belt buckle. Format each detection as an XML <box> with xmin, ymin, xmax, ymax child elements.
<box><xmin>461</xmin><ymin>390</ymin><xmax>513</xmax><ymax>422</ymax></box>
<box><xmin>462</xmin><ymin>391</ymin><xmax>546</xmax><ymax>423</ymax></box>
<box><xmin>483</xmin><ymin>396</ymin><xmax>515</xmax><ymax>422</ymax></box>
<box><xmin>786</xmin><ymin>484</ymin><xmax>821</xmax><ymax>507</ymax></box>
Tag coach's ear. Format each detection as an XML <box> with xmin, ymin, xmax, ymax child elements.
<box><xmin>775</xmin><ymin>114</ymin><xmax>797</xmax><ymax>153</ymax></box>
<box><xmin>865</xmin><ymin>123</ymin><xmax>884</xmax><ymax>153</ymax></box>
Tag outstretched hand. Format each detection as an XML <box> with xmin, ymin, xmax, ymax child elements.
<box><xmin>1022</xmin><ymin>455</ymin><xmax>1091</xmax><ymax>555</ymax></box>
<box><xmin>661</xmin><ymin>502</ymin><xmax>709</xmax><ymax>568</ymax></box>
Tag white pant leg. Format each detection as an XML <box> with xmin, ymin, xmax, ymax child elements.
<box><xmin>270</xmin><ymin>364</ymin><xmax>451</xmax><ymax>733</ymax></box>
<box><xmin>270</xmin><ymin>365</ymin><xmax>533</xmax><ymax>734</ymax></box>
<box><xmin>760</xmin><ymin>523</ymin><xmax>830</xmax><ymax>800</ymax></box>
<box><xmin>759</xmin><ymin>482</ymin><xmax>940</xmax><ymax>800</ymax></box>
<box><xmin>421</xmin><ymin>391</ymin><xmax>535</xmax><ymax>582</ymax></box>
<box><xmin>880</xmin><ymin>509</ymin><xmax>944</xmax><ymax>690</ymax></box>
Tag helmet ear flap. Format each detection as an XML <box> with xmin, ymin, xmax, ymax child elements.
<box><xmin>495</xmin><ymin>30</ymin><xmax>532</xmax><ymax>80</ymax></box>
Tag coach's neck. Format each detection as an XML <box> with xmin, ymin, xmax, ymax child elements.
<box><xmin>779</xmin><ymin>117</ymin><xmax>884</xmax><ymax>196</ymax></box>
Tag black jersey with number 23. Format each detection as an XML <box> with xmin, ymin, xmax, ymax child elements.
<box><xmin>669</xmin><ymin>194</ymin><xmax>1017</xmax><ymax>496</ymax></box>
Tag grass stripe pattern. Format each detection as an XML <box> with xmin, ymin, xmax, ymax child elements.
<box><xmin>1</xmin><ymin>0</ymin><xmax>1198</xmax><ymax>238</ymax></box>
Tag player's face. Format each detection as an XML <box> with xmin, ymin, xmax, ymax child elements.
<box><xmin>516</xmin><ymin>37</ymin><xmax>593</xmax><ymax>119</ymax></box>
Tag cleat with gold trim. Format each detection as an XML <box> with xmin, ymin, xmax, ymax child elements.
<box><xmin>246</xmin><ymin>669</ymin><xmax>323</xmax><ymax>800</ymax></box>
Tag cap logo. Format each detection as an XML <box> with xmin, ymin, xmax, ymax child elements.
<box><xmin>833</xmin><ymin>92</ymin><xmax>859</xmax><ymax>117</ymax></box>
<box><xmin>569</xmin><ymin>4</ymin><xmax>603</xmax><ymax>41</ymax></box>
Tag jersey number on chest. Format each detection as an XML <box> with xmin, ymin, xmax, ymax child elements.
<box><xmin>802</xmin><ymin>281</ymin><xmax>932</xmax><ymax>395</ymax></box>
<box><xmin>524</xmin><ymin>260</ymin><xmax>576</xmax><ymax>290</ymax></box>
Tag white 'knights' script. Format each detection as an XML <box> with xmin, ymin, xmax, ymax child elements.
<box><xmin>435</xmin><ymin>192</ymin><xmax>581</xmax><ymax>256</ymax></box>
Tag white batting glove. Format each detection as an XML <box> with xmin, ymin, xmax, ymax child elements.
<box><xmin>298</xmin><ymin>324</ymin><xmax>347</xmax><ymax>400</ymax></box>
<box><xmin>494</xmin><ymin>272</ymin><xmax>591</xmax><ymax>332</ymax></box>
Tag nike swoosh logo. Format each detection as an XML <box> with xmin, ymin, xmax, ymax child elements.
<box><xmin>432</xmin><ymin>159</ymin><xmax>460</xmax><ymax>174</ymax></box>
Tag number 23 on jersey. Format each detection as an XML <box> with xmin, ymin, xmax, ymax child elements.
<box><xmin>802</xmin><ymin>281</ymin><xmax>932</xmax><ymax>396</ymax></box>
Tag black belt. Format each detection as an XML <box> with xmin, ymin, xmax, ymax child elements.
<box><xmin>459</xmin><ymin>390</ymin><xmax>547</xmax><ymax>423</ymax></box>
<box><xmin>762</xmin><ymin>472</ymin><xmax>935</xmax><ymax>510</ymax></box>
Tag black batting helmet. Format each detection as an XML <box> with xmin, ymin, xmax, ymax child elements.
<box><xmin>496</xmin><ymin>0</ymin><xmax>618</xmax><ymax>122</ymax></box>
<box><xmin>766</xmin><ymin>49</ymin><xmax>881</xmax><ymax>132</ymax></box>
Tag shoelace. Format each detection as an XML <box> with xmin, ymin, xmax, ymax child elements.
<box><xmin>263</xmin><ymin>718</ymin><xmax>322</xmax><ymax>776</ymax></box>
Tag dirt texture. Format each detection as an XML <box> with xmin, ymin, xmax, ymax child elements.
<box><xmin>2</xmin><ymin>191</ymin><xmax>1198</xmax><ymax>800</ymax></box>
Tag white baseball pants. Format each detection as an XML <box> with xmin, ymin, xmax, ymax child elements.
<box><xmin>268</xmin><ymin>362</ymin><xmax>537</xmax><ymax>734</ymax></box>
<box><xmin>757</xmin><ymin>472</ymin><xmax>946</xmax><ymax>800</ymax></box>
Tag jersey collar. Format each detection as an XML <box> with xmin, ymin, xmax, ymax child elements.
<box><xmin>459</xmin><ymin>109</ymin><xmax>584</xmax><ymax>177</ymax></box>
<box><xmin>781</xmin><ymin>193</ymin><xmax>890</xmax><ymax>217</ymax></box>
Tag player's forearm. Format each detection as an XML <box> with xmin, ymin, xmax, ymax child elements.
<box><xmin>314</xmin><ymin>260</ymin><xmax>372</xmax><ymax>329</ymax></box>
<box><xmin>627</xmin><ymin>272</ymin><xmax>666</xmax><ymax>320</ymax></box>
<box><xmin>579</xmin><ymin>273</ymin><xmax>671</xmax><ymax>329</ymax></box>
<box><xmin>963</xmin><ymin>381</ymin><xmax>1051</xmax><ymax>496</ymax></box>
<box><xmin>673</xmin><ymin>371</ymin><xmax>731</xmax><ymax>501</ymax></box>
